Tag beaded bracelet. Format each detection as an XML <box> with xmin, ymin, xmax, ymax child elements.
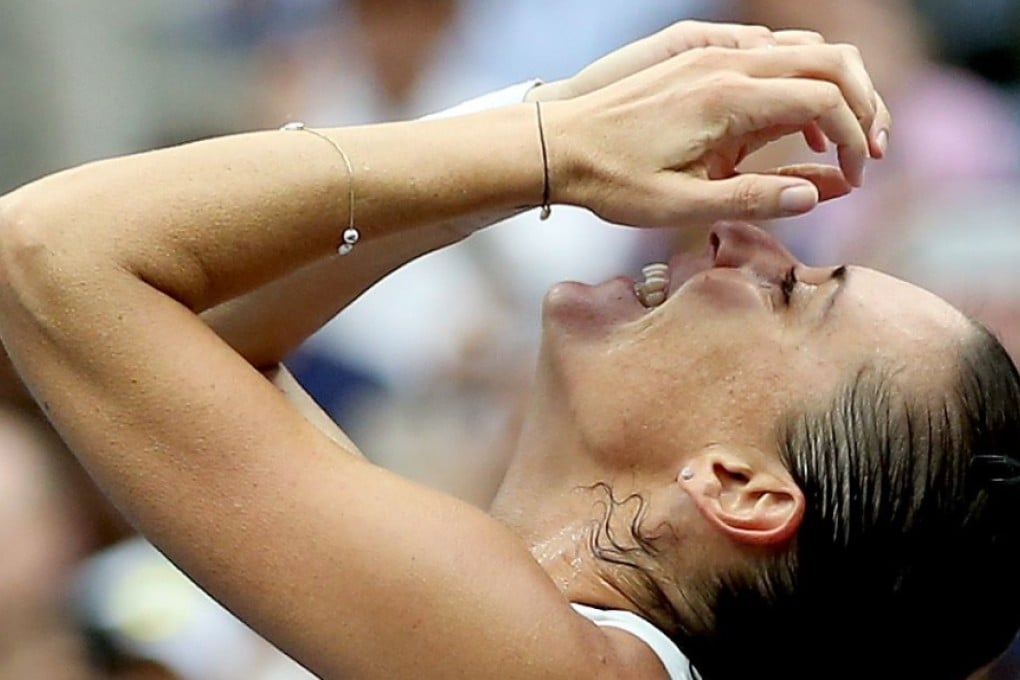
<box><xmin>280</xmin><ymin>121</ymin><xmax>360</xmax><ymax>255</ymax></box>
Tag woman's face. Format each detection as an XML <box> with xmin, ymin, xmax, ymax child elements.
<box><xmin>537</xmin><ymin>221</ymin><xmax>972</xmax><ymax>469</ymax></box>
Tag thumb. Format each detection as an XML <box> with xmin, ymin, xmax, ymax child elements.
<box><xmin>691</xmin><ymin>175</ymin><xmax>819</xmax><ymax>223</ymax></box>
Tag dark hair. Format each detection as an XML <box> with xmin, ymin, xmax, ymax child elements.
<box><xmin>592</xmin><ymin>325</ymin><xmax>1020</xmax><ymax>679</ymax></box>
<box><xmin>683</xmin><ymin>325</ymin><xmax>1020</xmax><ymax>678</ymax></box>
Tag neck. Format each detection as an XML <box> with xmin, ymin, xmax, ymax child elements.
<box><xmin>489</xmin><ymin>408</ymin><xmax>650</xmax><ymax>614</ymax></box>
<box><xmin>488</xmin><ymin>356</ymin><xmax>678</xmax><ymax>615</ymax></box>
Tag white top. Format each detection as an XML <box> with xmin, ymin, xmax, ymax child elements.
<box><xmin>571</xmin><ymin>603</ymin><xmax>700</xmax><ymax>680</ymax></box>
<box><xmin>419</xmin><ymin>79</ymin><xmax>543</xmax><ymax>121</ymax></box>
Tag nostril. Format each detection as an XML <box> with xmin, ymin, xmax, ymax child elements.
<box><xmin>709</xmin><ymin>231</ymin><xmax>721</xmax><ymax>259</ymax></box>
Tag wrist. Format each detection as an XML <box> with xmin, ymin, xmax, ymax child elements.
<box><xmin>534</xmin><ymin>100</ymin><xmax>589</xmax><ymax>212</ymax></box>
<box><xmin>524</xmin><ymin>79</ymin><xmax>575</xmax><ymax>103</ymax></box>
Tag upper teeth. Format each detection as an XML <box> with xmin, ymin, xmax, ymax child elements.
<box><xmin>636</xmin><ymin>263</ymin><xmax>669</xmax><ymax>308</ymax></box>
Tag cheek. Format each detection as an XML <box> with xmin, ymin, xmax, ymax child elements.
<box><xmin>542</xmin><ymin>293</ymin><xmax>849</xmax><ymax>465</ymax></box>
<box><xmin>540</xmin><ymin>335</ymin><xmax>693</xmax><ymax>468</ymax></box>
<box><xmin>647</xmin><ymin>351</ymin><xmax>842</xmax><ymax>458</ymax></box>
<box><xmin>548</xmin><ymin>332</ymin><xmax>790</xmax><ymax>466</ymax></box>
<box><xmin>685</xmin><ymin>270</ymin><xmax>769</xmax><ymax>312</ymax></box>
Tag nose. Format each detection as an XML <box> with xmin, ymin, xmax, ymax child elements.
<box><xmin>709</xmin><ymin>221</ymin><xmax>800</xmax><ymax>284</ymax></box>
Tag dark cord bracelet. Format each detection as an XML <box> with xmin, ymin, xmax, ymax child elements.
<box><xmin>535</xmin><ymin>102</ymin><xmax>552</xmax><ymax>220</ymax></box>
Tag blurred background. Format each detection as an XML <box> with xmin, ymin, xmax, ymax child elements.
<box><xmin>1</xmin><ymin>1</ymin><xmax>1018</xmax><ymax>677</ymax></box>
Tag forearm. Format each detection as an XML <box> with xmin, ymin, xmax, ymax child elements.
<box><xmin>0</xmin><ymin>82</ymin><xmax>552</xmax><ymax>387</ymax></box>
<box><xmin>203</xmin><ymin>80</ymin><xmax>548</xmax><ymax>366</ymax></box>
<box><xmin>201</xmin><ymin>207</ymin><xmax>519</xmax><ymax>367</ymax></box>
<box><xmin>0</xmin><ymin>104</ymin><xmax>548</xmax><ymax>317</ymax></box>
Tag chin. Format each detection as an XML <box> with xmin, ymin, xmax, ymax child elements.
<box><xmin>541</xmin><ymin>278</ymin><xmax>646</xmax><ymax>339</ymax></box>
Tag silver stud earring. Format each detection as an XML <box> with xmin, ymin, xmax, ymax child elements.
<box><xmin>680</xmin><ymin>467</ymin><xmax>695</xmax><ymax>481</ymax></box>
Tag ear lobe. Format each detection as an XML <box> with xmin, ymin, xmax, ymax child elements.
<box><xmin>678</xmin><ymin>449</ymin><xmax>804</xmax><ymax>547</ymax></box>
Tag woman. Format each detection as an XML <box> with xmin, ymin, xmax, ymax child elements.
<box><xmin>0</xmin><ymin>20</ymin><xmax>1016</xmax><ymax>679</ymax></box>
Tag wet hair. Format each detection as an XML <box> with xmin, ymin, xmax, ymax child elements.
<box><xmin>696</xmin><ymin>323</ymin><xmax>1020</xmax><ymax>678</ymax></box>
<box><xmin>593</xmin><ymin>324</ymin><xmax>1020</xmax><ymax>679</ymax></box>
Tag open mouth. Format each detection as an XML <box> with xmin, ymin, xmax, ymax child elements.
<box><xmin>634</xmin><ymin>263</ymin><xmax>669</xmax><ymax>308</ymax></box>
<box><xmin>634</xmin><ymin>252</ymin><xmax>713</xmax><ymax>310</ymax></box>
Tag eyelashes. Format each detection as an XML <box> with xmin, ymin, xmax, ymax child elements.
<box><xmin>779</xmin><ymin>264</ymin><xmax>844</xmax><ymax>310</ymax></box>
<box><xmin>781</xmin><ymin>266</ymin><xmax>798</xmax><ymax>304</ymax></box>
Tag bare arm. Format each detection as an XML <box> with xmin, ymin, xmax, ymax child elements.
<box><xmin>202</xmin><ymin>22</ymin><xmax>879</xmax><ymax>370</ymax></box>
<box><xmin>0</xmin><ymin>107</ymin><xmax>603</xmax><ymax>680</ymax></box>
<box><xmin>0</xmin><ymin>35</ymin><xmax>884</xmax><ymax>679</ymax></box>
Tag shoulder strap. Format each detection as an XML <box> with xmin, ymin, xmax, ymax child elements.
<box><xmin>570</xmin><ymin>603</ymin><xmax>699</xmax><ymax>680</ymax></box>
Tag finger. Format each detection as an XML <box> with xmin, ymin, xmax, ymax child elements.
<box><xmin>802</xmin><ymin>122</ymin><xmax>828</xmax><ymax>153</ymax></box>
<box><xmin>730</xmin><ymin>78</ymin><xmax>868</xmax><ymax>186</ymax></box>
<box><xmin>714</xmin><ymin>23</ymin><xmax>777</xmax><ymax>49</ymax></box>
<box><xmin>567</xmin><ymin>39</ymin><xmax>678</xmax><ymax>93</ymax></box>
<box><xmin>662</xmin><ymin>20</ymin><xmax>777</xmax><ymax>50</ymax></box>
<box><xmin>815</xmin><ymin>96</ymin><xmax>869</xmax><ymax>187</ymax></box>
<box><xmin>772</xmin><ymin>30</ymin><xmax>826</xmax><ymax>46</ymax></box>
<box><xmin>565</xmin><ymin>22</ymin><xmax>770</xmax><ymax>95</ymax></box>
<box><xmin>869</xmin><ymin>91</ymin><xmax>892</xmax><ymax>158</ymax></box>
<box><xmin>833</xmin><ymin>43</ymin><xmax>879</xmax><ymax>145</ymax></box>
<box><xmin>678</xmin><ymin>173</ymin><xmax>821</xmax><ymax>223</ymax></box>
<box><xmin>731</xmin><ymin>44</ymin><xmax>877</xmax><ymax>141</ymax></box>
<box><xmin>766</xmin><ymin>164</ymin><xmax>853</xmax><ymax>202</ymax></box>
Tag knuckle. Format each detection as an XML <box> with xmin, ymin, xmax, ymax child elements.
<box><xmin>662</xmin><ymin>21</ymin><xmax>692</xmax><ymax>43</ymax></box>
<box><xmin>691</xmin><ymin>73</ymin><xmax>749</xmax><ymax>125</ymax></box>
<box><xmin>694</xmin><ymin>45</ymin><xmax>727</xmax><ymax>62</ymax></box>
<box><xmin>836</xmin><ymin>44</ymin><xmax>863</xmax><ymax>74</ymax></box>
<box><xmin>683</xmin><ymin>45</ymin><xmax>720</xmax><ymax>71</ymax></box>
<box><xmin>745</xmin><ymin>25</ymin><xmax>774</xmax><ymax>41</ymax></box>
<box><xmin>821</xmin><ymin>45</ymin><xmax>846</xmax><ymax>72</ymax></box>
<box><xmin>779</xmin><ymin>29</ymin><xmax>824</xmax><ymax>45</ymax></box>
<box><xmin>703</xmin><ymin>71</ymin><xmax>750</xmax><ymax>99</ymax></box>
<box><xmin>731</xmin><ymin>177</ymin><xmax>763</xmax><ymax>215</ymax></box>
<box><xmin>665</xmin><ymin>20</ymin><xmax>706</xmax><ymax>48</ymax></box>
<box><xmin>816</xmin><ymin>81</ymin><xmax>843</xmax><ymax>109</ymax></box>
<box><xmin>696</xmin><ymin>43</ymin><xmax>750</xmax><ymax>66</ymax></box>
<box><xmin>659</xmin><ymin>23</ymin><xmax>693</xmax><ymax>57</ymax></box>
<box><xmin>838</xmin><ymin>42</ymin><xmax>863</xmax><ymax>60</ymax></box>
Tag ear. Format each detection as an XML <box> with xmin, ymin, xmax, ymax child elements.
<box><xmin>678</xmin><ymin>447</ymin><xmax>804</xmax><ymax>546</ymax></box>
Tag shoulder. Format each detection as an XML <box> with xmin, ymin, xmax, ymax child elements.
<box><xmin>568</xmin><ymin>605</ymin><xmax>680</xmax><ymax>680</ymax></box>
<box><xmin>572</xmin><ymin>604</ymin><xmax>696</xmax><ymax>680</ymax></box>
<box><xmin>594</xmin><ymin>624</ymin><xmax>676</xmax><ymax>680</ymax></box>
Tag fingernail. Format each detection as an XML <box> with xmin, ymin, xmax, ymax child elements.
<box><xmin>780</xmin><ymin>185</ymin><xmax>818</xmax><ymax>215</ymax></box>
<box><xmin>875</xmin><ymin>129</ymin><xmax>889</xmax><ymax>156</ymax></box>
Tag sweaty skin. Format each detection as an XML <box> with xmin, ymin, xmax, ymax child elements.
<box><xmin>0</xmin><ymin>25</ymin><xmax>894</xmax><ymax>680</ymax></box>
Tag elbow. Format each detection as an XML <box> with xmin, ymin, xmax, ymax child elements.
<box><xmin>0</xmin><ymin>190</ymin><xmax>84</xmax><ymax>317</ymax></box>
<box><xmin>0</xmin><ymin>192</ymin><xmax>55</xmax><ymax>289</ymax></box>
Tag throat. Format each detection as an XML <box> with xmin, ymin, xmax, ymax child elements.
<box><xmin>529</xmin><ymin>522</ymin><xmax>591</xmax><ymax>593</ymax></box>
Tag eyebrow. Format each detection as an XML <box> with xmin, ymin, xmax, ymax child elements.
<box><xmin>821</xmin><ymin>265</ymin><xmax>848</xmax><ymax>320</ymax></box>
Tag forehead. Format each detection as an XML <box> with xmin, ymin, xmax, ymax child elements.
<box><xmin>831</xmin><ymin>266</ymin><xmax>972</xmax><ymax>384</ymax></box>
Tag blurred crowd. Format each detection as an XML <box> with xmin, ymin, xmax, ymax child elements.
<box><xmin>1</xmin><ymin>1</ymin><xmax>1019</xmax><ymax>677</ymax></box>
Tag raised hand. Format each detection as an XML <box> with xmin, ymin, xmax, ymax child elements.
<box><xmin>546</xmin><ymin>42</ymin><xmax>891</xmax><ymax>227</ymax></box>
<box><xmin>531</xmin><ymin>21</ymin><xmax>808</xmax><ymax>101</ymax></box>
<box><xmin>529</xmin><ymin>21</ymin><xmax>887</xmax><ymax>155</ymax></box>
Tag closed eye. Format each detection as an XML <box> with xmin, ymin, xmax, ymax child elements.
<box><xmin>821</xmin><ymin>265</ymin><xmax>849</xmax><ymax>320</ymax></box>
<box><xmin>781</xmin><ymin>267</ymin><xmax>797</xmax><ymax>304</ymax></box>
